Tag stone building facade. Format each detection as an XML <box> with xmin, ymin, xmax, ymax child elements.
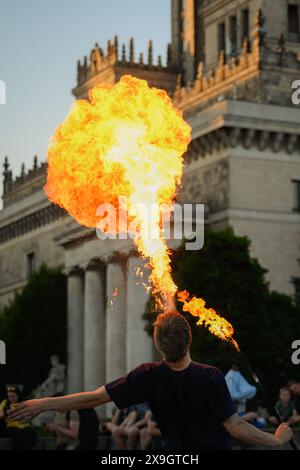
<box><xmin>1</xmin><ymin>0</ymin><xmax>300</xmax><ymax>397</ymax></box>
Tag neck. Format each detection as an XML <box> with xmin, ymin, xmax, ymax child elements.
<box><xmin>164</xmin><ymin>352</ymin><xmax>191</xmax><ymax>371</ymax></box>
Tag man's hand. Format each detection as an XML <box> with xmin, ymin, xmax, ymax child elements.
<box><xmin>7</xmin><ymin>399</ymin><xmax>46</xmax><ymax>422</ymax></box>
<box><xmin>223</xmin><ymin>413</ymin><xmax>294</xmax><ymax>447</ymax></box>
<box><xmin>274</xmin><ymin>423</ymin><xmax>293</xmax><ymax>446</ymax></box>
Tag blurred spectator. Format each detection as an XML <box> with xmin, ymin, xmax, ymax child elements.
<box><xmin>121</xmin><ymin>402</ymin><xmax>152</xmax><ymax>450</ymax></box>
<box><xmin>140</xmin><ymin>412</ymin><xmax>162</xmax><ymax>449</ymax></box>
<box><xmin>104</xmin><ymin>406</ymin><xmax>137</xmax><ymax>449</ymax></box>
<box><xmin>287</xmin><ymin>381</ymin><xmax>300</xmax><ymax>415</ymax></box>
<box><xmin>0</xmin><ymin>385</ymin><xmax>36</xmax><ymax>450</ymax></box>
<box><xmin>225</xmin><ymin>364</ymin><xmax>266</xmax><ymax>428</ymax></box>
<box><xmin>225</xmin><ymin>364</ymin><xmax>257</xmax><ymax>416</ymax></box>
<box><xmin>46</xmin><ymin>393</ymin><xmax>99</xmax><ymax>450</ymax></box>
<box><xmin>269</xmin><ymin>387</ymin><xmax>300</xmax><ymax>426</ymax></box>
<box><xmin>104</xmin><ymin>403</ymin><xmax>150</xmax><ymax>450</ymax></box>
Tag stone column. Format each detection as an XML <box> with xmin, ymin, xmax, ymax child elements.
<box><xmin>126</xmin><ymin>256</ymin><xmax>153</xmax><ymax>371</ymax></box>
<box><xmin>106</xmin><ymin>256</ymin><xmax>127</xmax><ymax>382</ymax></box>
<box><xmin>66</xmin><ymin>267</ymin><xmax>84</xmax><ymax>393</ymax></box>
<box><xmin>83</xmin><ymin>259</ymin><xmax>106</xmax><ymax>392</ymax></box>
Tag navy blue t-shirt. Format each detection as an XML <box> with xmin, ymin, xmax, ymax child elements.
<box><xmin>105</xmin><ymin>361</ymin><xmax>235</xmax><ymax>449</ymax></box>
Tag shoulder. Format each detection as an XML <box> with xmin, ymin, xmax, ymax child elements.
<box><xmin>130</xmin><ymin>362</ymin><xmax>163</xmax><ymax>375</ymax></box>
<box><xmin>190</xmin><ymin>361</ymin><xmax>224</xmax><ymax>380</ymax></box>
<box><xmin>70</xmin><ymin>410</ymin><xmax>79</xmax><ymax>422</ymax></box>
<box><xmin>0</xmin><ymin>399</ymin><xmax>8</xmax><ymax>411</ymax></box>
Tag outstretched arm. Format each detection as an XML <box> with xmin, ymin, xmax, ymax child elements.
<box><xmin>223</xmin><ymin>414</ymin><xmax>293</xmax><ymax>447</ymax></box>
<box><xmin>8</xmin><ymin>386</ymin><xmax>111</xmax><ymax>422</ymax></box>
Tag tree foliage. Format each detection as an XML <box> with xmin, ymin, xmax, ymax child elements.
<box><xmin>145</xmin><ymin>228</ymin><xmax>300</xmax><ymax>402</ymax></box>
<box><xmin>0</xmin><ymin>264</ymin><xmax>67</xmax><ymax>395</ymax></box>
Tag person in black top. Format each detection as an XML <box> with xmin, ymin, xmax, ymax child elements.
<box><xmin>9</xmin><ymin>311</ymin><xmax>293</xmax><ymax>449</ymax></box>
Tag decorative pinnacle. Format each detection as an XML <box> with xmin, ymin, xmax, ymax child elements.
<box><xmin>218</xmin><ymin>50</ymin><xmax>225</xmax><ymax>66</ymax></box>
<box><xmin>196</xmin><ymin>62</ymin><xmax>203</xmax><ymax>80</ymax></box>
<box><xmin>252</xmin><ymin>8</ymin><xmax>267</xmax><ymax>45</ymax></box>
<box><xmin>114</xmin><ymin>35</ymin><xmax>118</xmax><ymax>59</ymax></box>
<box><xmin>167</xmin><ymin>43</ymin><xmax>172</xmax><ymax>65</ymax></box>
<box><xmin>3</xmin><ymin>156</ymin><xmax>9</xmax><ymax>174</ymax></box>
<box><xmin>107</xmin><ymin>39</ymin><xmax>111</xmax><ymax>54</ymax></box>
<box><xmin>122</xmin><ymin>43</ymin><xmax>126</xmax><ymax>62</ymax></box>
<box><xmin>255</xmin><ymin>8</ymin><xmax>265</xmax><ymax>28</ymax></box>
<box><xmin>242</xmin><ymin>37</ymin><xmax>250</xmax><ymax>54</ymax></box>
<box><xmin>148</xmin><ymin>40</ymin><xmax>153</xmax><ymax>66</ymax></box>
<box><xmin>277</xmin><ymin>33</ymin><xmax>285</xmax><ymax>52</ymax></box>
<box><xmin>129</xmin><ymin>37</ymin><xmax>134</xmax><ymax>63</ymax></box>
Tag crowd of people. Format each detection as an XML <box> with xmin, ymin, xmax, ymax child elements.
<box><xmin>1</xmin><ymin>376</ymin><xmax>299</xmax><ymax>450</ymax></box>
<box><xmin>101</xmin><ymin>402</ymin><xmax>162</xmax><ymax>450</ymax></box>
<box><xmin>225</xmin><ymin>365</ymin><xmax>300</xmax><ymax>430</ymax></box>
<box><xmin>0</xmin><ymin>385</ymin><xmax>162</xmax><ymax>450</ymax></box>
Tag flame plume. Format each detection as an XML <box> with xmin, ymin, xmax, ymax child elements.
<box><xmin>45</xmin><ymin>75</ymin><xmax>239</xmax><ymax>350</ymax></box>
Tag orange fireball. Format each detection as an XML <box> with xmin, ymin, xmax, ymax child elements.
<box><xmin>45</xmin><ymin>75</ymin><xmax>239</xmax><ymax>350</ymax></box>
<box><xmin>45</xmin><ymin>75</ymin><xmax>190</xmax><ymax>229</ymax></box>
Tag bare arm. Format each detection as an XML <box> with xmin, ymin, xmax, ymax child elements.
<box><xmin>55</xmin><ymin>419</ymin><xmax>80</xmax><ymax>439</ymax></box>
<box><xmin>134</xmin><ymin>410</ymin><xmax>152</xmax><ymax>428</ymax></box>
<box><xmin>111</xmin><ymin>408</ymin><xmax>122</xmax><ymax>425</ymax></box>
<box><xmin>8</xmin><ymin>386</ymin><xmax>111</xmax><ymax>422</ymax></box>
<box><xmin>288</xmin><ymin>409</ymin><xmax>300</xmax><ymax>425</ymax></box>
<box><xmin>223</xmin><ymin>414</ymin><xmax>293</xmax><ymax>447</ymax></box>
<box><xmin>122</xmin><ymin>411</ymin><xmax>138</xmax><ymax>427</ymax></box>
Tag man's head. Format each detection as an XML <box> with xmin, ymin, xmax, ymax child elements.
<box><xmin>154</xmin><ymin>311</ymin><xmax>192</xmax><ymax>363</ymax></box>
<box><xmin>6</xmin><ymin>385</ymin><xmax>20</xmax><ymax>405</ymax></box>
<box><xmin>51</xmin><ymin>355</ymin><xmax>59</xmax><ymax>366</ymax></box>
<box><xmin>287</xmin><ymin>380</ymin><xmax>300</xmax><ymax>396</ymax></box>
<box><xmin>279</xmin><ymin>387</ymin><xmax>291</xmax><ymax>404</ymax></box>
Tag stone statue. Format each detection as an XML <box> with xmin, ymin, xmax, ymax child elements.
<box><xmin>37</xmin><ymin>355</ymin><xmax>66</xmax><ymax>398</ymax></box>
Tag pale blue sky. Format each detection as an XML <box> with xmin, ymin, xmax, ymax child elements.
<box><xmin>0</xmin><ymin>0</ymin><xmax>170</xmax><ymax>177</ymax></box>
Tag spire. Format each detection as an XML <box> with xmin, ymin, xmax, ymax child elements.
<box><xmin>114</xmin><ymin>35</ymin><xmax>119</xmax><ymax>59</ymax></box>
<box><xmin>157</xmin><ymin>55</ymin><xmax>162</xmax><ymax>67</ymax></box>
<box><xmin>196</xmin><ymin>62</ymin><xmax>203</xmax><ymax>81</ymax></box>
<box><xmin>148</xmin><ymin>40</ymin><xmax>153</xmax><ymax>66</ymax></box>
<box><xmin>107</xmin><ymin>39</ymin><xmax>111</xmax><ymax>54</ymax></box>
<box><xmin>242</xmin><ymin>37</ymin><xmax>250</xmax><ymax>54</ymax></box>
<box><xmin>129</xmin><ymin>37</ymin><xmax>135</xmax><ymax>63</ymax></box>
<box><xmin>3</xmin><ymin>157</ymin><xmax>11</xmax><ymax>195</ymax></box>
<box><xmin>277</xmin><ymin>33</ymin><xmax>285</xmax><ymax>66</ymax></box>
<box><xmin>139</xmin><ymin>52</ymin><xmax>144</xmax><ymax>66</ymax></box>
<box><xmin>122</xmin><ymin>43</ymin><xmax>126</xmax><ymax>62</ymax></box>
<box><xmin>21</xmin><ymin>163</ymin><xmax>25</xmax><ymax>180</ymax></box>
<box><xmin>252</xmin><ymin>8</ymin><xmax>267</xmax><ymax>46</ymax></box>
<box><xmin>251</xmin><ymin>8</ymin><xmax>267</xmax><ymax>67</ymax></box>
<box><xmin>167</xmin><ymin>43</ymin><xmax>172</xmax><ymax>66</ymax></box>
<box><xmin>33</xmin><ymin>155</ymin><xmax>38</xmax><ymax>171</ymax></box>
<box><xmin>3</xmin><ymin>156</ymin><xmax>9</xmax><ymax>178</ymax></box>
<box><xmin>218</xmin><ymin>50</ymin><xmax>225</xmax><ymax>66</ymax></box>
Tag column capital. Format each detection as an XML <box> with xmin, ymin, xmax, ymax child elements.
<box><xmin>106</xmin><ymin>251</ymin><xmax>130</xmax><ymax>266</ymax></box>
<box><xmin>64</xmin><ymin>265</ymin><xmax>83</xmax><ymax>277</ymax></box>
<box><xmin>80</xmin><ymin>257</ymin><xmax>105</xmax><ymax>271</ymax></box>
<box><xmin>127</xmin><ymin>249</ymin><xmax>141</xmax><ymax>260</ymax></box>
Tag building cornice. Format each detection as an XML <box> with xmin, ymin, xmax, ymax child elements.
<box><xmin>186</xmin><ymin>125</ymin><xmax>300</xmax><ymax>163</ymax></box>
<box><xmin>0</xmin><ymin>204</ymin><xmax>66</xmax><ymax>245</ymax></box>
